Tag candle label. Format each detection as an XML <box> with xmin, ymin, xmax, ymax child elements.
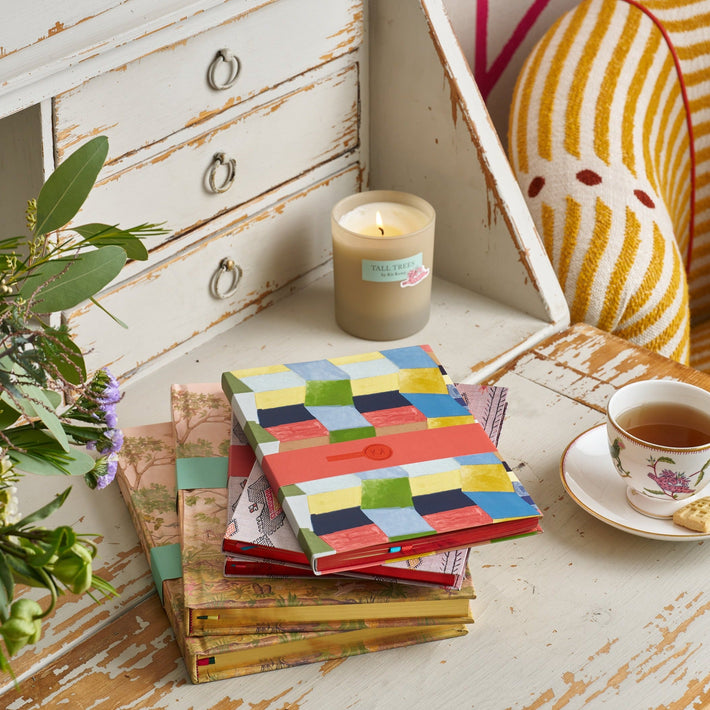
<box><xmin>361</xmin><ymin>253</ymin><xmax>429</xmax><ymax>287</ymax></box>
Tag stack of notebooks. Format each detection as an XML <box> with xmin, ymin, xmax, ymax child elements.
<box><xmin>116</xmin><ymin>344</ymin><xmax>541</xmax><ymax>683</ymax></box>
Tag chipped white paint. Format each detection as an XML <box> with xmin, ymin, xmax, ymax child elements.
<box><xmin>4</xmin><ymin>324</ymin><xmax>710</xmax><ymax>709</ymax></box>
<box><xmin>0</xmin><ymin>1</ymin><xmax>273</xmax><ymax>119</ymax></box>
<box><xmin>74</xmin><ymin>62</ymin><xmax>359</xmax><ymax>251</ymax></box>
<box><xmin>368</xmin><ymin>0</ymin><xmax>568</xmax><ymax>326</ymax></box>
<box><xmin>53</xmin><ymin>0</ymin><xmax>362</xmax><ymax>167</ymax></box>
<box><xmin>67</xmin><ymin>165</ymin><xmax>362</xmax><ymax>379</ymax></box>
<box><xmin>0</xmin><ymin>0</ymin><xmax>570</xmax><ymax>385</ymax></box>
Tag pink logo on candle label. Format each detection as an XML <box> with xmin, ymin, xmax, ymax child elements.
<box><xmin>401</xmin><ymin>265</ymin><xmax>430</xmax><ymax>288</ymax></box>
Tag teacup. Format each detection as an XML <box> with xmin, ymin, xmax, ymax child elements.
<box><xmin>606</xmin><ymin>379</ymin><xmax>710</xmax><ymax>518</ymax></box>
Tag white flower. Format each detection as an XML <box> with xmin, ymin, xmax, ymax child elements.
<box><xmin>0</xmin><ymin>484</ymin><xmax>20</xmax><ymax>526</ymax></box>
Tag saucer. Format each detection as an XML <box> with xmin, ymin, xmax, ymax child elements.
<box><xmin>560</xmin><ymin>424</ymin><xmax>710</xmax><ymax>541</ymax></box>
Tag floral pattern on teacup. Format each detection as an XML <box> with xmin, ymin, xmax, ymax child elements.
<box><xmin>611</xmin><ymin>435</ymin><xmax>710</xmax><ymax>499</ymax></box>
<box><xmin>609</xmin><ymin>437</ymin><xmax>630</xmax><ymax>477</ymax></box>
<box><xmin>644</xmin><ymin>455</ymin><xmax>708</xmax><ymax>499</ymax></box>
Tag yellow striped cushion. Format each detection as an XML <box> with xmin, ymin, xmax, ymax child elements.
<box><xmin>509</xmin><ymin>0</ymin><xmax>710</xmax><ymax>365</ymax></box>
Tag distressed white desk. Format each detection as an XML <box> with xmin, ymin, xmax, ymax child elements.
<box><xmin>2</xmin><ymin>321</ymin><xmax>708</xmax><ymax>709</ymax></box>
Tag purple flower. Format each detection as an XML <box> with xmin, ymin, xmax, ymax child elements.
<box><xmin>98</xmin><ymin>428</ymin><xmax>123</xmax><ymax>455</ymax></box>
<box><xmin>96</xmin><ymin>456</ymin><xmax>118</xmax><ymax>490</ymax></box>
<box><xmin>85</xmin><ymin>455</ymin><xmax>118</xmax><ymax>490</ymax></box>
<box><xmin>103</xmin><ymin>407</ymin><xmax>118</xmax><ymax>429</ymax></box>
<box><xmin>97</xmin><ymin>369</ymin><xmax>121</xmax><ymax>406</ymax></box>
<box><xmin>96</xmin><ymin>370</ymin><xmax>120</xmax><ymax>430</ymax></box>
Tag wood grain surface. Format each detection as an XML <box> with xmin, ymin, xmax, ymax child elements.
<box><xmin>3</xmin><ymin>324</ymin><xmax>709</xmax><ymax>709</ymax></box>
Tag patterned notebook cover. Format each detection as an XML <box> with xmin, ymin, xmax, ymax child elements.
<box><xmin>222</xmin><ymin>345</ymin><xmax>541</xmax><ymax>574</ymax></box>
<box><xmin>171</xmin><ymin>384</ymin><xmax>475</xmax><ymax>636</ymax></box>
<box><xmin>172</xmin><ymin>383</ymin><xmax>468</xmax><ymax>585</ymax></box>
<box><xmin>117</xmin><ymin>420</ymin><xmax>467</xmax><ymax>682</ymax></box>
<box><xmin>223</xmin><ymin>382</ymin><xmax>509</xmax><ymax>588</ymax></box>
<box><xmin>224</xmin><ymin>459</ymin><xmax>470</xmax><ymax>587</ymax></box>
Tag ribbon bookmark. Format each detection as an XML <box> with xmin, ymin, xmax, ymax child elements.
<box><xmin>149</xmin><ymin>543</ymin><xmax>182</xmax><ymax>603</ymax></box>
<box><xmin>176</xmin><ymin>456</ymin><xmax>228</xmax><ymax>490</ymax></box>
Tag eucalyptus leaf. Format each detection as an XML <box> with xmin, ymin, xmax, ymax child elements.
<box><xmin>41</xmin><ymin>389</ymin><xmax>63</xmax><ymax>410</ymax></box>
<box><xmin>35</xmin><ymin>136</ymin><xmax>108</xmax><ymax>235</ymax></box>
<box><xmin>17</xmin><ymin>246</ymin><xmax>126</xmax><ymax>313</ymax></box>
<box><xmin>0</xmin><ymin>399</ymin><xmax>21</xmax><ymax>430</ymax></box>
<box><xmin>73</xmin><ymin>223</ymin><xmax>149</xmax><ymax>261</ymax></box>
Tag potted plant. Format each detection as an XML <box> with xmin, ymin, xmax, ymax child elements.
<box><xmin>0</xmin><ymin>136</ymin><xmax>164</xmax><ymax>674</ymax></box>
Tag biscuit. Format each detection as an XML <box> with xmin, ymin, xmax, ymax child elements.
<box><xmin>672</xmin><ymin>497</ymin><xmax>710</xmax><ymax>533</ymax></box>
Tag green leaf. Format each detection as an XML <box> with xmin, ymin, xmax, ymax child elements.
<box><xmin>73</xmin><ymin>223</ymin><xmax>149</xmax><ymax>261</ymax></box>
<box><xmin>90</xmin><ymin>575</ymin><xmax>119</xmax><ymax>598</ymax></box>
<box><xmin>56</xmin><ymin>526</ymin><xmax>77</xmax><ymax>554</ymax></box>
<box><xmin>0</xmin><ymin>399</ymin><xmax>21</xmax><ymax>430</ymax></box>
<box><xmin>88</xmin><ymin>296</ymin><xmax>127</xmax><ymax>329</ymax></box>
<box><xmin>0</xmin><ymin>237</ymin><xmax>24</xmax><ymax>252</ymax></box>
<box><xmin>0</xmin><ymin>551</ymin><xmax>14</xmax><ymax>622</ymax></box>
<box><xmin>13</xmin><ymin>488</ymin><xmax>71</xmax><ymax>529</ymax></box>
<box><xmin>5</xmin><ymin>555</ymin><xmax>49</xmax><ymax>589</ymax></box>
<box><xmin>35</xmin><ymin>136</ymin><xmax>109</xmax><ymax>235</ymax></box>
<box><xmin>17</xmin><ymin>246</ymin><xmax>126</xmax><ymax>313</ymax></box>
<box><xmin>6</xmin><ymin>429</ymin><xmax>94</xmax><ymax>477</ymax></box>
<box><xmin>27</xmin><ymin>527</ymin><xmax>73</xmax><ymax>568</ymax></box>
<box><xmin>39</xmin><ymin>324</ymin><xmax>86</xmax><ymax>385</ymax></box>
<box><xmin>10</xmin><ymin>447</ymin><xmax>94</xmax><ymax>477</ymax></box>
<box><xmin>10</xmin><ymin>383</ymin><xmax>70</xmax><ymax>452</ymax></box>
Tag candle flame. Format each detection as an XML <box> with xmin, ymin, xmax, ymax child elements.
<box><xmin>376</xmin><ymin>211</ymin><xmax>385</xmax><ymax>235</ymax></box>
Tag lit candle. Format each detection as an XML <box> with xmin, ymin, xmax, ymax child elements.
<box><xmin>331</xmin><ymin>190</ymin><xmax>436</xmax><ymax>340</ymax></box>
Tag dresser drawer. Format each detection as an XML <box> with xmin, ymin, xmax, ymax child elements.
<box><xmin>53</xmin><ymin>0</ymin><xmax>363</xmax><ymax>166</ymax></box>
<box><xmin>65</xmin><ymin>164</ymin><xmax>360</xmax><ymax>380</ymax></box>
<box><xmin>74</xmin><ymin>62</ymin><xmax>359</xmax><ymax>254</ymax></box>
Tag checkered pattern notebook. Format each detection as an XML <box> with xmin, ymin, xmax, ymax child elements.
<box><xmin>222</xmin><ymin>345</ymin><xmax>541</xmax><ymax>574</ymax></box>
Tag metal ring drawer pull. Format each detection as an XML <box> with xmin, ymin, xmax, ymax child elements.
<box><xmin>207</xmin><ymin>48</ymin><xmax>240</xmax><ymax>90</ymax></box>
<box><xmin>210</xmin><ymin>258</ymin><xmax>242</xmax><ymax>299</ymax></box>
<box><xmin>207</xmin><ymin>152</ymin><xmax>237</xmax><ymax>193</ymax></box>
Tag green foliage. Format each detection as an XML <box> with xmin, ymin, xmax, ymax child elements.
<box><xmin>34</xmin><ymin>136</ymin><xmax>109</xmax><ymax>235</ymax></box>
<box><xmin>0</xmin><ymin>136</ymin><xmax>167</xmax><ymax>672</ymax></box>
<box><xmin>0</xmin><ymin>486</ymin><xmax>118</xmax><ymax>670</ymax></box>
<box><xmin>17</xmin><ymin>245</ymin><xmax>127</xmax><ymax>313</ymax></box>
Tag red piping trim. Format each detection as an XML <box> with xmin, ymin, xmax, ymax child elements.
<box><xmin>621</xmin><ymin>0</ymin><xmax>696</xmax><ymax>273</ymax></box>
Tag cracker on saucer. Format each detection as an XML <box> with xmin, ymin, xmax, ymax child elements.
<box><xmin>673</xmin><ymin>497</ymin><xmax>710</xmax><ymax>533</ymax></box>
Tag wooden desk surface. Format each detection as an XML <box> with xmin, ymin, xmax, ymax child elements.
<box><xmin>2</xmin><ymin>323</ymin><xmax>708</xmax><ymax>709</ymax></box>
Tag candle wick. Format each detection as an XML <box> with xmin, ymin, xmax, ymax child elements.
<box><xmin>378</xmin><ymin>226</ymin><xmax>384</xmax><ymax>235</ymax></box>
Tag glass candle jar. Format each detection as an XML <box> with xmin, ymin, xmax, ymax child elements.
<box><xmin>331</xmin><ymin>190</ymin><xmax>435</xmax><ymax>340</ymax></box>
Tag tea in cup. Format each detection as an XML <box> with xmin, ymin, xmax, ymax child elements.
<box><xmin>606</xmin><ymin>379</ymin><xmax>710</xmax><ymax>518</ymax></box>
